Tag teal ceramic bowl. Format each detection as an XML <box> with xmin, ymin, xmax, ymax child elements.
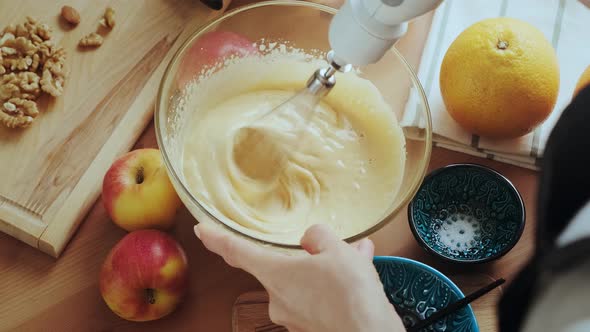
<box><xmin>374</xmin><ymin>256</ymin><xmax>479</xmax><ymax>331</ymax></box>
<box><xmin>408</xmin><ymin>164</ymin><xmax>525</xmax><ymax>264</ymax></box>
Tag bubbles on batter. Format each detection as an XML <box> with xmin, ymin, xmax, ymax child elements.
<box><xmin>432</xmin><ymin>213</ymin><xmax>482</xmax><ymax>255</ymax></box>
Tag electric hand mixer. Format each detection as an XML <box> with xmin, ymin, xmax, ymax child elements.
<box><xmin>239</xmin><ymin>0</ymin><xmax>442</xmax><ymax>184</ymax></box>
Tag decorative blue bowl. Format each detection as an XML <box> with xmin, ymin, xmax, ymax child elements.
<box><xmin>408</xmin><ymin>164</ymin><xmax>525</xmax><ymax>264</ymax></box>
<box><xmin>374</xmin><ymin>256</ymin><xmax>479</xmax><ymax>331</ymax></box>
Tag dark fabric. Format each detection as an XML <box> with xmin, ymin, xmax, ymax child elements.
<box><xmin>200</xmin><ymin>0</ymin><xmax>223</xmax><ymax>10</ymax></box>
<box><xmin>498</xmin><ymin>84</ymin><xmax>590</xmax><ymax>332</ymax></box>
<box><xmin>535</xmin><ymin>84</ymin><xmax>590</xmax><ymax>252</ymax></box>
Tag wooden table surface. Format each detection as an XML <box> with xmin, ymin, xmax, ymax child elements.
<box><xmin>0</xmin><ymin>2</ymin><xmax>539</xmax><ymax>331</ymax></box>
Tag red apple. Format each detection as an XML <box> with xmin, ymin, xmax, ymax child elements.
<box><xmin>100</xmin><ymin>230</ymin><xmax>189</xmax><ymax>321</ymax></box>
<box><xmin>102</xmin><ymin>148</ymin><xmax>182</xmax><ymax>231</ymax></box>
<box><xmin>177</xmin><ymin>30</ymin><xmax>259</xmax><ymax>88</ymax></box>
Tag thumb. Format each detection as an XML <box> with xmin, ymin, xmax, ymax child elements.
<box><xmin>352</xmin><ymin>238</ymin><xmax>375</xmax><ymax>258</ymax></box>
<box><xmin>300</xmin><ymin>224</ymin><xmax>342</xmax><ymax>254</ymax></box>
<box><xmin>195</xmin><ymin>222</ymin><xmax>282</xmax><ymax>276</ymax></box>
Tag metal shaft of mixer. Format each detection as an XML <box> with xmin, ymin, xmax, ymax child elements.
<box><xmin>305</xmin><ymin>50</ymin><xmax>352</xmax><ymax>98</ymax></box>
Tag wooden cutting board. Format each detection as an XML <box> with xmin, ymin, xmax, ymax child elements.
<box><xmin>0</xmin><ymin>0</ymin><xmax>228</xmax><ymax>257</ymax></box>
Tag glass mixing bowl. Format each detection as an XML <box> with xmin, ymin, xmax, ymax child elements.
<box><xmin>155</xmin><ymin>0</ymin><xmax>432</xmax><ymax>249</ymax></box>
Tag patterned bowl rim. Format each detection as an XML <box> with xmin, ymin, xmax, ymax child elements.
<box><xmin>407</xmin><ymin>163</ymin><xmax>526</xmax><ymax>264</ymax></box>
<box><xmin>373</xmin><ymin>256</ymin><xmax>480</xmax><ymax>332</ymax></box>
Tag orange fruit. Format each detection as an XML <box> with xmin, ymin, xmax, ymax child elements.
<box><xmin>440</xmin><ymin>18</ymin><xmax>560</xmax><ymax>139</ymax></box>
<box><xmin>574</xmin><ymin>65</ymin><xmax>590</xmax><ymax>97</ymax></box>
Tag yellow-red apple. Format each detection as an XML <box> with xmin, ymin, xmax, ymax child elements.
<box><xmin>176</xmin><ymin>30</ymin><xmax>259</xmax><ymax>88</ymax></box>
<box><xmin>100</xmin><ymin>230</ymin><xmax>189</xmax><ymax>321</ymax></box>
<box><xmin>102</xmin><ymin>148</ymin><xmax>182</xmax><ymax>231</ymax></box>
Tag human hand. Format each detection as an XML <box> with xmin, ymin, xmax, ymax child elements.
<box><xmin>194</xmin><ymin>223</ymin><xmax>405</xmax><ymax>332</ymax></box>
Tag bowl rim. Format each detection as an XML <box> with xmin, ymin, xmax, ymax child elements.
<box><xmin>155</xmin><ymin>0</ymin><xmax>433</xmax><ymax>250</ymax></box>
<box><xmin>373</xmin><ymin>256</ymin><xmax>480</xmax><ymax>331</ymax></box>
<box><xmin>407</xmin><ymin>163</ymin><xmax>526</xmax><ymax>264</ymax></box>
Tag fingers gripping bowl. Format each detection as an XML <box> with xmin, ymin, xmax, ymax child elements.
<box><xmin>155</xmin><ymin>1</ymin><xmax>432</xmax><ymax>249</ymax></box>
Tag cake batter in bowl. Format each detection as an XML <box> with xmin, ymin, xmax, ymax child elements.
<box><xmin>155</xmin><ymin>1</ymin><xmax>432</xmax><ymax>249</ymax></box>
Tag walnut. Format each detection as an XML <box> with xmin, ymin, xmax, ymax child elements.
<box><xmin>12</xmin><ymin>98</ymin><xmax>38</xmax><ymax>117</ymax></box>
<box><xmin>1</xmin><ymin>35</ymin><xmax>36</xmax><ymax>59</ymax></box>
<box><xmin>30</xmin><ymin>53</ymin><xmax>39</xmax><ymax>72</ymax></box>
<box><xmin>31</xmin><ymin>41</ymin><xmax>66</xmax><ymax>75</ymax></box>
<box><xmin>0</xmin><ymin>18</ymin><xmax>53</xmax><ymax>74</ymax></box>
<box><xmin>1</xmin><ymin>73</ymin><xmax>17</xmax><ymax>85</ymax></box>
<box><xmin>40</xmin><ymin>54</ymin><xmax>64</xmax><ymax>96</ymax></box>
<box><xmin>6</xmin><ymin>98</ymin><xmax>38</xmax><ymax>117</ymax></box>
<box><xmin>22</xmin><ymin>17</ymin><xmax>38</xmax><ymax>37</ymax></box>
<box><xmin>3</xmin><ymin>101</ymin><xmax>17</xmax><ymax>114</ymax></box>
<box><xmin>17</xmin><ymin>71</ymin><xmax>40</xmax><ymax>93</ymax></box>
<box><xmin>4</xmin><ymin>36</ymin><xmax>36</xmax><ymax>55</ymax></box>
<box><xmin>2</xmin><ymin>24</ymin><xmax>16</xmax><ymax>35</ymax></box>
<box><xmin>14</xmin><ymin>24</ymin><xmax>28</xmax><ymax>38</ymax></box>
<box><xmin>78</xmin><ymin>32</ymin><xmax>103</xmax><ymax>47</ymax></box>
<box><xmin>37</xmin><ymin>23</ymin><xmax>52</xmax><ymax>41</ymax></box>
<box><xmin>3</xmin><ymin>57</ymin><xmax>30</xmax><ymax>71</ymax></box>
<box><xmin>30</xmin><ymin>33</ymin><xmax>43</xmax><ymax>46</ymax></box>
<box><xmin>0</xmin><ymin>97</ymin><xmax>37</xmax><ymax>128</ymax></box>
<box><xmin>0</xmin><ymin>36</ymin><xmax>37</xmax><ymax>71</ymax></box>
<box><xmin>24</xmin><ymin>16</ymin><xmax>37</xmax><ymax>27</ymax></box>
<box><xmin>50</xmin><ymin>46</ymin><xmax>66</xmax><ymax>63</ymax></box>
<box><xmin>0</xmin><ymin>72</ymin><xmax>41</xmax><ymax>100</ymax></box>
<box><xmin>61</xmin><ymin>6</ymin><xmax>81</xmax><ymax>26</ymax></box>
<box><xmin>12</xmin><ymin>17</ymin><xmax>53</xmax><ymax>44</ymax></box>
<box><xmin>100</xmin><ymin>7</ymin><xmax>115</xmax><ymax>29</ymax></box>
<box><xmin>0</xmin><ymin>83</ymin><xmax>19</xmax><ymax>100</ymax></box>
<box><xmin>0</xmin><ymin>108</ymin><xmax>33</xmax><ymax>128</ymax></box>
<box><xmin>37</xmin><ymin>40</ymin><xmax>54</xmax><ymax>61</ymax></box>
<box><xmin>0</xmin><ymin>17</ymin><xmax>65</xmax><ymax>129</ymax></box>
<box><xmin>0</xmin><ymin>32</ymin><xmax>15</xmax><ymax>45</ymax></box>
<box><xmin>1</xmin><ymin>46</ymin><xmax>16</xmax><ymax>55</ymax></box>
<box><xmin>40</xmin><ymin>67</ymin><xmax>63</xmax><ymax>97</ymax></box>
<box><xmin>0</xmin><ymin>73</ymin><xmax>20</xmax><ymax>99</ymax></box>
<box><xmin>44</xmin><ymin>48</ymin><xmax>66</xmax><ymax>75</ymax></box>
